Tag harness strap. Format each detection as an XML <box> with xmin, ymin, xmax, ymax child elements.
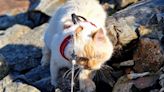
<box><xmin>60</xmin><ymin>35</ymin><xmax>72</xmax><ymax>61</ymax></box>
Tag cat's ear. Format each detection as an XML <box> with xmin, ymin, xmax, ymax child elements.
<box><xmin>92</xmin><ymin>28</ymin><xmax>106</xmax><ymax>43</ymax></box>
<box><xmin>75</xmin><ymin>26</ymin><xmax>83</xmax><ymax>36</ymax></box>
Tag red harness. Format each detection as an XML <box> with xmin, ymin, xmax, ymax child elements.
<box><xmin>60</xmin><ymin>35</ymin><xmax>72</xmax><ymax>61</ymax></box>
<box><xmin>59</xmin><ymin>22</ymin><xmax>97</xmax><ymax>61</ymax></box>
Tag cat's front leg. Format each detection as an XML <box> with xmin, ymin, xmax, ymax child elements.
<box><xmin>41</xmin><ymin>46</ymin><xmax>51</xmax><ymax>66</ymax></box>
<box><xmin>79</xmin><ymin>70</ymin><xmax>96</xmax><ymax>92</ymax></box>
<box><xmin>50</xmin><ymin>59</ymin><xmax>60</xmax><ymax>87</ymax></box>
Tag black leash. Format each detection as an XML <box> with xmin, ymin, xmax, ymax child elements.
<box><xmin>71</xmin><ymin>13</ymin><xmax>87</xmax><ymax>24</ymax></box>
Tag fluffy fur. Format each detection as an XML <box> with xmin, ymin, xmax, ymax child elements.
<box><xmin>41</xmin><ymin>0</ymin><xmax>113</xmax><ymax>91</ymax></box>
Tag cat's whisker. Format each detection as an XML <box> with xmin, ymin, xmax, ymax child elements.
<box><xmin>63</xmin><ymin>68</ymin><xmax>72</xmax><ymax>78</ymax></box>
<box><xmin>74</xmin><ymin>68</ymin><xmax>81</xmax><ymax>80</ymax></box>
<box><xmin>63</xmin><ymin>66</ymin><xmax>79</xmax><ymax>78</ymax></box>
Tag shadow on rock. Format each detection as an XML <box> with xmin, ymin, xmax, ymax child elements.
<box><xmin>0</xmin><ymin>10</ymin><xmax>50</xmax><ymax>30</ymax></box>
<box><xmin>0</xmin><ymin>44</ymin><xmax>55</xmax><ymax>92</ymax></box>
<box><xmin>0</xmin><ymin>44</ymin><xmax>42</xmax><ymax>73</ymax></box>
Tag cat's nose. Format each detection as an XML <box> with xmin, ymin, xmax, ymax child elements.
<box><xmin>75</xmin><ymin>26</ymin><xmax>83</xmax><ymax>35</ymax></box>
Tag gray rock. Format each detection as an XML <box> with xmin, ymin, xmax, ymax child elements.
<box><xmin>2</xmin><ymin>82</ymin><xmax>40</xmax><ymax>92</ymax></box>
<box><xmin>0</xmin><ymin>54</ymin><xmax>9</xmax><ymax>80</ymax></box>
<box><xmin>119</xmin><ymin>60</ymin><xmax>134</xmax><ymax>67</ymax></box>
<box><xmin>0</xmin><ymin>75</ymin><xmax>13</xmax><ymax>92</ymax></box>
<box><xmin>112</xmin><ymin>76</ymin><xmax>139</xmax><ymax>92</ymax></box>
<box><xmin>113</xmin><ymin>74</ymin><xmax>159</xmax><ymax>92</ymax></box>
<box><xmin>160</xmin><ymin>88</ymin><xmax>164</xmax><ymax>92</ymax></box>
<box><xmin>159</xmin><ymin>74</ymin><xmax>164</xmax><ymax>87</ymax></box>
<box><xmin>107</xmin><ymin>0</ymin><xmax>164</xmax><ymax>48</ymax></box>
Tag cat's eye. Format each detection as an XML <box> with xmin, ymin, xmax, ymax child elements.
<box><xmin>64</xmin><ymin>25</ymin><xmax>71</xmax><ymax>29</ymax></box>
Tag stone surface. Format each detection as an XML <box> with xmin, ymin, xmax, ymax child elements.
<box><xmin>0</xmin><ymin>11</ymin><xmax>50</xmax><ymax>30</ymax></box>
<box><xmin>113</xmin><ymin>74</ymin><xmax>159</xmax><ymax>92</ymax></box>
<box><xmin>0</xmin><ymin>54</ymin><xmax>9</xmax><ymax>80</ymax></box>
<box><xmin>0</xmin><ymin>24</ymin><xmax>46</xmax><ymax>72</ymax></box>
<box><xmin>115</xmin><ymin>0</ymin><xmax>139</xmax><ymax>9</ymax></box>
<box><xmin>0</xmin><ymin>25</ymin><xmax>31</xmax><ymax>48</ymax></box>
<box><xmin>36</xmin><ymin>0</ymin><xmax>65</xmax><ymax>16</ymax></box>
<box><xmin>0</xmin><ymin>75</ymin><xmax>40</xmax><ymax>92</ymax></box>
<box><xmin>0</xmin><ymin>75</ymin><xmax>13</xmax><ymax>92</ymax></box>
<box><xmin>119</xmin><ymin>60</ymin><xmax>134</xmax><ymax>67</ymax></box>
<box><xmin>133</xmin><ymin>38</ymin><xmax>164</xmax><ymax>72</ymax></box>
<box><xmin>4</xmin><ymin>82</ymin><xmax>40</xmax><ymax>92</ymax></box>
<box><xmin>0</xmin><ymin>0</ymin><xmax>30</xmax><ymax>15</ymax></box>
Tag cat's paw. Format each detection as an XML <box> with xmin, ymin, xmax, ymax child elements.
<box><xmin>80</xmin><ymin>79</ymin><xmax>96</xmax><ymax>92</ymax></box>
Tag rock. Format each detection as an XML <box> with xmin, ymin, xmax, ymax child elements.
<box><xmin>115</xmin><ymin>0</ymin><xmax>139</xmax><ymax>9</ymax></box>
<box><xmin>113</xmin><ymin>74</ymin><xmax>159</xmax><ymax>92</ymax></box>
<box><xmin>106</xmin><ymin>0</ymin><xmax>164</xmax><ymax>44</ymax></box>
<box><xmin>16</xmin><ymin>65</ymin><xmax>50</xmax><ymax>83</ymax></box>
<box><xmin>0</xmin><ymin>54</ymin><xmax>9</xmax><ymax>80</ymax></box>
<box><xmin>112</xmin><ymin>76</ymin><xmax>139</xmax><ymax>92</ymax></box>
<box><xmin>36</xmin><ymin>0</ymin><xmax>65</xmax><ymax>16</ymax></box>
<box><xmin>133</xmin><ymin>38</ymin><xmax>164</xmax><ymax>72</ymax></box>
<box><xmin>0</xmin><ymin>11</ymin><xmax>50</xmax><ymax>30</ymax></box>
<box><xmin>0</xmin><ymin>25</ymin><xmax>31</xmax><ymax>48</ymax></box>
<box><xmin>33</xmin><ymin>77</ymin><xmax>54</xmax><ymax>92</ymax></box>
<box><xmin>119</xmin><ymin>60</ymin><xmax>134</xmax><ymax>67</ymax></box>
<box><xmin>0</xmin><ymin>15</ymin><xmax>16</xmax><ymax>30</ymax></box>
<box><xmin>0</xmin><ymin>75</ymin><xmax>13</xmax><ymax>91</ymax></box>
<box><xmin>1</xmin><ymin>82</ymin><xmax>40</xmax><ymax>92</ymax></box>
<box><xmin>106</xmin><ymin>16</ymin><xmax>138</xmax><ymax>47</ymax></box>
<box><xmin>132</xmin><ymin>74</ymin><xmax>159</xmax><ymax>89</ymax></box>
<box><xmin>0</xmin><ymin>0</ymin><xmax>30</xmax><ymax>15</ymax></box>
<box><xmin>0</xmin><ymin>24</ymin><xmax>47</xmax><ymax>72</ymax></box>
<box><xmin>15</xmin><ymin>11</ymin><xmax>50</xmax><ymax>29</ymax></box>
<box><xmin>159</xmin><ymin>74</ymin><xmax>164</xmax><ymax>87</ymax></box>
<box><xmin>160</xmin><ymin>88</ymin><xmax>164</xmax><ymax>92</ymax></box>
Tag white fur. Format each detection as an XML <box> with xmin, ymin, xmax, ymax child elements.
<box><xmin>41</xmin><ymin>0</ymin><xmax>112</xmax><ymax>91</ymax></box>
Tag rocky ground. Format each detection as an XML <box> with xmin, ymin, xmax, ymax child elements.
<box><xmin>0</xmin><ymin>0</ymin><xmax>164</xmax><ymax>92</ymax></box>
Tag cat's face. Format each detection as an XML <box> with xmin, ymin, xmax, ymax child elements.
<box><xmin>64</xmin><ymin>22</ymin><xmax>113</xmax><ymax>70</ymax></box>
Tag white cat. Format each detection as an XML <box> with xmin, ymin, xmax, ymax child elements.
<box><xmin>41</xmin><ymin>0</ymin><xmax>113</xmax><ymax>91</ymax></box>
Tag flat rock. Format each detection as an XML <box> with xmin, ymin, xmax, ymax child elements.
<box><xmin>113</xmin><ymin>74</ymin><xmax>159</xmax><ymax>92</ymax></box>
<box><xmin>133</xmin><ymin>38</ymin><xmax>164</xmax><ymax>72</ymax></box>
